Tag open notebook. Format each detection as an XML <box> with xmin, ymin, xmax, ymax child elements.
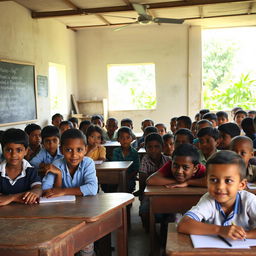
<box><xmin>191</xmin><ymin>235</ymin><xmax>256</xmax><ymax>249</ymax></box>
<box><xmin>39</xmin><ymin>195</ymin><xmax>76</xmax><ymax>204</ymax></box>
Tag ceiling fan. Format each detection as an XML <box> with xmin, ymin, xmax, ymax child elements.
<box><xmin>103</xmin><ymin>3</ymin><xmax>184</xmax><ymax>31</ymax></box>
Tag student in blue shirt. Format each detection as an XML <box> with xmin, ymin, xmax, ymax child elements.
<box><xmin>113</xmin><ymin>127</ymin><xmax>140</xmax><ymax>193</ymax></box>
<box><xmin>30</xmin><ymin>125</ymin><xmax>63</xmax><ymax>175</ymax></box>
<box><xmin>0</xmin><ymin>128</ymin><xmax>42</xmax><ymax>206</ymax></box>
<box><xmin>42</xmin><ymin>128</ymin><xmax>98</xmax><ymax>197</ymax></box>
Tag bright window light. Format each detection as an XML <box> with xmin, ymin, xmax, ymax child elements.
<box><xmin>107</xmin><ymin>63</ymin><xmax>156</xmax><ymax>110</ymax></box>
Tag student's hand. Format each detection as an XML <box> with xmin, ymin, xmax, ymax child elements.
<box><xmin>43</xmin><ymin>188</ymin><xmax>65</xmax><ymax>198</ymax></box>
<box><xmin>22</xmin><ymin>191</ymin><xmax>39</xmax><ymax>204</ymax></box>
<box><xmin>166</xmin><ymin>182</ymin><xmax>189</xmax><ymax>188</ymax></box>
<box><xmin>0</xmin><ymin>195</ymin><xmax>15</xmax><ymax>206</ymax></box>
<box><xmin>218</xmin><ymin>225</ymin><xmax>246</xmax><ymax>240</ymax></box>
<box><xmin>43</xmin><ymin>164</ymin><xmax>61</xmax><ymax>176</ymax></box>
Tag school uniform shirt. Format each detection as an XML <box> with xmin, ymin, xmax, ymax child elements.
<box><xmin>184</xmin><ymin>190</ymin><xmax>256</xmax><ymax>230</ymax></box>
<box><xmin>42</xmin><ymin>157</ymin><xmax>98</xmax><ymax>196</ymax></box>
<box><xmin>0</xmin><ymin>159</ymin><xmax>41</xmax><ymax>194</ymax></box>
<box><xmin>246</xmin><ymin>163</ymin><xmax>256</xmax><ymax>182</ymax></box>
<box><xmin>158</xmin><ymin>160</ymin><xmax>206</xmax><ymax>179</ymax></box>
<box><xmin>112</xmin><ymin>146</ymin><xmax>140</xmax><ymax>192</ymax></box>
<box><xmin>30</xmin><ymin>147</ymin><xmax>63</xmax><ymax>168</ymax></box>
<box><xmin>198</xmin><ymin>150</ymin><xmax>207</xmax><ymax>165</ymax></box>
<box><xmin>102</xmin><ymin>130</ymin><xmax>117</xmax><ymax>141</ymax></box>
<box><xmin>86</xmin><ymin>145</ymin><xmax>106</xmax><ymax>161</ymax></box>
<box><xmin>140</xmin><ymin>154</ymin><xmax>169</xmax><ymax>177</ymax></box>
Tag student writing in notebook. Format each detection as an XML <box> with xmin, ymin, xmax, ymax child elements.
<box><xmin>178</xmin><ymin>151</ymin><xmax>256</xmax><ymax>240</ymax></box>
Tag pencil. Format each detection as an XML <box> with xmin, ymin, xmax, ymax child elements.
<box><xmin>217</xmin><ymin>235</ymin><xmax>232</xmax><ymax>247</ymax></box>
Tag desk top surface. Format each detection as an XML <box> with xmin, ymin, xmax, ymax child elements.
<box><xmin>96</xmin><ymin>161</ymin><xmax>133</xmax><ymax>170</ymax></box>
<box><xmin>144</xmin><ymin>185</ymin><xmax>208</xmax><ymax>196</ymax></box>
<box><xmin>0</xmin><ymin>193</ymin><xmax>134</xmax><ymax>222</ymax></box>
<box><xmin>0</xmin><ymin>219</ymin><xmax>84</xmax><ymax>247</ymax></box>
<box><xmin>103</xmin><ymin>141</ymin><xmax>121</xmax><ymax>147</ymax></box>
<box><xmin>166</xmin><ymin>223</ymin><xmax>256</xmax><ymax>255</ymax></box>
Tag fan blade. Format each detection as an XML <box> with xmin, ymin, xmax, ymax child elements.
<box><xmin>153</xmin><ymin>17</ymin><xmax>184</xmax><ymax>24</ymax></box>
<box><xmin>114</xmin><ymin>22</ymin><xmax>137</xmax><ymax>31</ymax></box>
<box><xmin>132</xmin><ymin>3</ymin><xmax>148</xmax><ymax>17</ymax></box>
<box><xmin>102</xmin><ymin>14</ymin><xmax>137</xmax><ymax>20</ymax></box>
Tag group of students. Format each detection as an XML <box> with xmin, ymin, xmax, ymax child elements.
<box><xmin>1</xmin><ymin>107</ymin><xmax>256</xmax><ymax>254</ymax></box>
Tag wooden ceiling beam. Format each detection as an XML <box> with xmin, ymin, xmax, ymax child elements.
<box><xmin>32</xmin><ymin>0</ymin><xmax>253</xmax><ymax>18</ymax></box>
<box><xmin>122</xmin><ymin>0</ymin><xmax>132</xmax><ymax>7</ymax></box>
<box><xmin>62</xmin><ymin>0</ymin><xmax>79</xmax><ymax>9</ymax></box>
<box><xmin>247</xmin><ymin>2</ymin><xmax>254</xmax><ymax>14</ymax></box>
<box><xmin>199</xmin><ymin>6</ymin><xmax>204</xmax><ymax>18</ymax></box>
<box><xmin>95</xmin><ymin>14</ymin><xmax>111</xmax><ymax>25</ymax></box>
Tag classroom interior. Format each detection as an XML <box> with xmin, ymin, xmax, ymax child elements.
<box><xmin>1</xmin><ymin>1</ymin><xmax>256</xmax><ymax>256</ymax></box>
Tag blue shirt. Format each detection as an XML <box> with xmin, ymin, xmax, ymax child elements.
<box><xmin>30</xmin><ymin>147</ymin><xmax>63</xmax><ymax>168</ymax></box>
<box><xmin>0</xmin><ymin>159</ymin><xmax>41</xmax><ymax>195</ymax></box>
<box><xmin>42</xmin><ymin>157</ymin><xmax>98</xmax><ymax>196</ymax></box>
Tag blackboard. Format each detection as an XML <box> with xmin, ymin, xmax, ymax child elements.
<box><xmin>37</xmin><ymin>75</ymin><xmax>48</xmax><ymax>97</ymax></box>
<box><xmin>0</xmin><ymin>60</ymin><xmax>37</xmax><ymax>126</ymax></box>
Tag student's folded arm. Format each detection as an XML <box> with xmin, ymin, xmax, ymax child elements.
<box><xmin>42</xmin><ymin>173</ymin><xmax>55</xmax><ymax>191</ymax></box>
<box><xmin>22</xmin><ymin>184</ymin><xmax>42</xmax><ymax>204</ymax></box>
<box><xmin>146</xmin><ymin>171</ymin><xmax>177</xmax><ymax>186</ymax></box>
<box><xmin>187</xmin><ymin>176</ymin><xmax>207</xmax><ymax>187</ymax></box>
<box><xmin>177</xmin><ymin>216</ymin><xmax>220</xmax><ymax>235</ymax></box>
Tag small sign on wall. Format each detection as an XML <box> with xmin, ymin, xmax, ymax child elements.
<box><xmin>37</xmin><ymin>75</ymin><xmax>48</xmax><ymax>97</ymax></box>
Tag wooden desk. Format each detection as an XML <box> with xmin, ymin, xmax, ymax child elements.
<box><xmin>166</xmin><ymin>223</ymin><xmax>256</xmax><ymax>256</ymax></box>
<box><xmin>103</xmin><ymin>141</ymin><xmax>121</xmax><ymax>160</ymax></box>
<box><xmin>0</xmin><ymin>193</ymin><xmax>134</xmax><ymax>256</ymax></box>
<box><xmin>0</xmin><ymin>219</ymin><xmax>86</xmax><ymax>256</ymax></box>
<box><xmin>96</xmin><ymin>161</ymin><xmax>133</xmax><ymax>192</ymax></box>
<box><xmin>144</xmin><ymin>185</ymin><xmax>207</xmax><ymax>256</ymax></box>
<box><xmin>138</xmin><ymin>147</ymin><xmax>146</xmax><ymax>160</ymax></box>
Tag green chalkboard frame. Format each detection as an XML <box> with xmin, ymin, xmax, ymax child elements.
<box><xmin>0</xmin><ymin>59</ymin><xmax>38</xmax><ymax>126</ymax></box>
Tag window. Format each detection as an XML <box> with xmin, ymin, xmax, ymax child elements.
<box><xmin>107</xmin><ymin>63</ymin><xmax>156</xmax><ymax>110</ymax></box>
<box><xmin>202</xmin><ymin>27</ymin><xmax>256</xmax><ymax>110</ymax></box>
<box><xmin>48</xmin><ymin>62</ymin><xmax>67</xmax><ymax>116</ymax></box>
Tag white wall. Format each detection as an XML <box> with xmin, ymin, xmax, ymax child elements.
<box><xmin>0</xmin><ymin>1</ymin><xmax>77</xmax><ymax>130</ymax></box>
<box><xmin>76</xmin><ymin>24</ymin><xmax>202</xmax><ymax>132</ymax></box>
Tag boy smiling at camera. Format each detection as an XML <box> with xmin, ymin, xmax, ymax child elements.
<box><xmin>178</xmin><ymin>151</ymin><xmax>256</xmax><ymax>240</ymax></box>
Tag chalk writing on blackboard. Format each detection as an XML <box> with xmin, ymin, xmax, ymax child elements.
<box><xmin>37</xmin><ymin>75</ymin><xmax>48</xmax><ymax>97</ymax></box>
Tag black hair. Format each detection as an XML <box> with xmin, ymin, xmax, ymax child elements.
<box><xmin>91</xmin><ymin>114</ymin><xmax>104</xmax><ymax>122</ymax></box>
<box><xmin>230</xmin><ymin>136</ymin><xmax>254</xmax><ymax>151</ymax></box>
<box><xmin>172</xmin><ymin>144</ymin><xmax>200</xmax><ymax>165</ymax></box>
<box><xmin>79</xmin><ymin>120</ymin><xmax>91</xmax><ymax>130</ymax></box>
<box><xmin>195</xmin><ymin>113</ymin><xmax>200</xmax><ymax>119</ymax></box>
<box><xmin>216</xmin><ymin>111</ymin><xmax>228</xmax><ymax>119</ymax></box>
<box><xmin>199</xmin><ymin>109</ymin><xmax>210</xmax><ymax>115</ymax></box>
<box><xmin>170</xmin><ymin>117</ymin><xmax>177</xmax><ymax>122</ymax></box>
<box><xmin>241</xmin><ymin>117</ymin><xmax>255</xmax><ymax>134</ymax></box>
<box><xmin>141</xmin><ymin>118</ymin><xmax>154</xmax><ymax>126</ymax></box>
<box><xmin>174</xmin><ymin>128</ymin><xmax>194</xmax><ymax>144</ymax></box>
<box><xmin>68</xmin><ymin>117</ymin><xmax>78</xmax><ymax>124</ymax></box>
<box><xmin>206</xmin><ymin>150</ymin><xmax>246</xmax><ymax>180</ymax></box>
<box><xmin>234</xmin><ymin>110</ymin><xmax>247</xmax><ymax>119</ymax></box>
<box><xmin>61</xmin><ymin>128</ymin><xmax>87</xmax><ymax>146</ymax></box>
<box><xmin>144</xmin><ymin>126</ymin><xmax>158</xmax><ymax>136</ymax></box>
<box><xmin>218</xmin><ymin>123</ymin><xmax>240</xmax><ymax>138</ymax></box>
<box><xmin>1</xmin><ymin>128</ymin><xmax>29</xmax><ymax>149</ymax></box>
<box><xmin>232</xmin><ymin>107</ymin><xmax>242</xmax><ymax>113</ymax></box>
<box><xmin>121</xmin><ymin>118</ymin><xmax>133</xmax><ymax>126</ymax></box>
<box><xmin>163</xmin><ymin>133</ymin><xmax>174</xmax><ymax>142</ymax></box>
<box><xmin>24</xmin><ymin>123</ymin><xmax>41</xmax><ymax>135</ymax></box>
<box><xmin>107</xmin><ymin>117</ymin><xmax>118</xmax><ymax>125</ymax></box>
<box><xmin>86</xmin><ymin>125</ymin><xmax>103</xmax><ymax>142</ymax></box>
<box><xmin>197</xmin><ymin>127</ymin><xmax>219</xmax><ymax>140</ymax></box>
<box><xmin>177</xmin><ymin>116</ymin><xmax>192</xmax><ymax>129</ymax></box>
<box><xmin>197</xmin><ymin>119</ymin><xmax>213</xmax><ymax>127</ymax></box>
<box><xmin>52</xmin><ymin>113</ymin><xmax>63</xmax><ymax>121</ymax></box>
<box><xmin>202</xmin><ymin>113</ymin><xmax>217</xmax><ymax>121</ymax></box>
<box><xmin>145</xmin><ymin>132</ymin><xmax>163</xmax><ymax>147</ymax></box>
<box><xmin>60</xmin><ymin>121</ymin><xmax>74</xmax><ymax>129</ymax></box>
<box><xmin>155</xmin><ymin>123</ymin><xmax>167</xmax><ymax>131</ymax></box>
<box><xmin>117</xmin><ymin>126</ymin><xmax>134</xmax><ymax>138</ymax></box>
<box><xmin>248</xmin><ymin>110</ymin><xmax>256</xmax><ymax>115</ymax></box>
<box><xmin>41</xmin><ymin>125</ymin><xmax>60</xmax><ymax>141</ymax></box>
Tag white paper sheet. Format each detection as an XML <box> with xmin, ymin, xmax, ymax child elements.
<box><xmin>190</xmin><ymin>235</ymin><xmax>256</xmax><ymax>249</ymax></box>
<box><xmin>247</xmin><ymin>182</ymin><xmax>256</xmax><ymax>189</ymax></box>
<box><xmin>94</xmin><ymin>160</ymin><xmax>103</xmax><ymax>165</ymax></box>
<box><xmin>39</xmin><ymin>195</ymin><xmax>76</xmax><ymax>203</ymax></box>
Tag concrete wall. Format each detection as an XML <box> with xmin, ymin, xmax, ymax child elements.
<box><xmin>0</xmin><ymin>1</ymin><xmax>77</xmax><ymax>129</ymax></box>
<box><xmin>76</xmin><ymin>24</ymin><xmax>202</xmax><ymax>132</ymax></box>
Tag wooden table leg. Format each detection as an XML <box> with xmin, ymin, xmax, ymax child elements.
<box><xmin>149</xmin><ymin>197</ymin><xmax>156</xmax><ymax>256</ymax></box>
<box><xmin>117</xmin><ymin>207</ymin><xmax>128</xmax><ymax>256</ymax></box>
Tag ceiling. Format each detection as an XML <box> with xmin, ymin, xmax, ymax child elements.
<box><xmin>8</xmin><ymin>0</ymin><xmax>256</xmax><ymax>30</ymax></box>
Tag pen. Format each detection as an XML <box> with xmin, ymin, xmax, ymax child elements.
<box><xmin>218</xmin><ymin>235</ymin><xmax>232</xmax><ymax>247</ymax></box>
